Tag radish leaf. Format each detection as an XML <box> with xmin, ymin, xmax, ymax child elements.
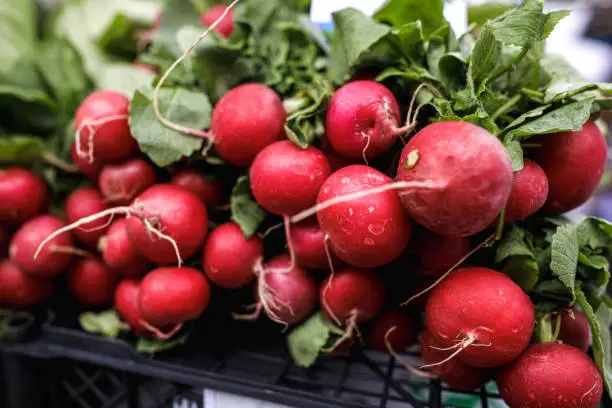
<box><xmin>550</xmin><ymin>224</ymin><xmax>579</xmax><ymax>299</ymax></box>
<box><xmin>230</xmin><ymin>176</ymin><xmax>266</xmax><ymax>239</ymax></box>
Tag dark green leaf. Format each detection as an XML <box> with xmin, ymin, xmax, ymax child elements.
<box><xmin>578</xmin><ymin>253</ymin><xmax>610</xmax><ymax>288</ymax></box>
<box><xmin>79</xmin><ymin>310</ymin><xmax>126</xmax><ymax>338</ymax></box>
<box><xmin>287</xmin><ymin>311</ymin><xmax>342</xmax><ymax>368</ymax></box>
<box><xmin>438</xmin><ymin>52</ymin><xmax>467</xmax><ymax>91</ymax></box>
<box><xmin>230</xmin><ymin>176</ymin><xmax>266</xmax><ymax>238</ymax></box>
<box><xmin>0</xmin><ymin>135</ymin><xmax>45</xmax><ymax>163</ymax></box>
<box><xmin>503</xmin><ymin>256</ymin><xmax>540</xmax><ymax>292</ymax></box>
<box><xmin>390</xmin><ymin>22</ymin><xmax>425</xmax><ymax>62</ymax></box>
<box><xmin>234</xmin><ymin>0</ymin><xmax>278</xmax><ymax>34</ymax></box>
<box><xmin>137</xmin><ymin>327</ymin><xmax>192</xmax><ymax>353</ymax></box>
<box><xmin>496</xmin><ymin>224</ymin><xmax>535</xmax><ymax>262</ymax></box>
<box><xmin>97</xmin><ymin>13</ymin><xmax>151</xmax><ymax>58</ymax></box>
<box><xmin>0</xmin><ymin>85</ymin><xmax>58</xmax><ymax>133</ymax></box>
<box><xmin>532</xmin><ymin>279</ymin><xmax>573</xmax><ymax>302</ymax></box>
<box><xmin>374</xmin><ymin>0</ymin><xmax>445</xmax><ymax>38</ymax></box>
<box><xmin>550</xmin><ymin>224</ymin><xmax>579</xmax><ymax>298</ymax></box>
<box><xmin>577</xmin><ymin>217</ymin><xmax>612</xmax><ymax>250</ymax></box>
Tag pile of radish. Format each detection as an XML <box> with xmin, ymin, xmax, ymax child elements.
<box><xmin>1</xmin><ymin>0</ymin><xmax>612</xmax><ymax>406</ymax></box>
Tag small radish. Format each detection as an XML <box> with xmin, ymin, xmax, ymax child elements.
<box><xmin>325</xmin><ymin>81</ymin><xmax>406</xmax><ymax>159</ymax></box>
<box><xmin>65</xmin><ymin>187</ymin><xmax>111</xmax><ymax>248</ymax></box>
<box><xmin>504</xmin><ymin>158</ymin><xmax>549</xmax><ymax>222</ymax></box>
<box><xmin>98</xmin><ymin>158</ymin><xmax>157</xmax><ymax>205</ymax></box>
<box><xmin>171</xmin><ymin>169</ymin><xmax>224</xmax><ymax>207</ymax></box>
<box><xmin>315</xmin><ymin>165</ymin><xmax>412</xmax><ymax>268</ymax></box>
<box><xmin>250</xmin><ymin>141</ymin><xmax>331</xmax><ymax>216</ymax></box>
<box><xmin>497</xmin><ymin>343</ymin><xmax>603</xmax><ymax>408</ymax></box>
<box><xmin>67</xmin><ymin>257</ymin><xmax>118</xmax><ymax>307</ymax></box>
<box><xmin>211</xmin><ymin>83</ymin><xmax>286</xmax><ymax>166</ymax></box>
<box><xmin>420</xmin><ymin>330</ymin><xmax>491</xmax><ymax>391</ymax></box>
<box><xmin>74</xmin><ymin>90</ymin><xmax>137</xmax><ymax>164</ymax></box>
<box><xmin>10</xmin><ymin>215</ymin><xmax>74</xmax><ymax>278</ymax></box>
<box><xmin>200</xmin><ymin>5</ymin><xmax>234</xmax><ymax>38</ymax></box>
<box><xmin>397</xmin><ymin>121</ymin><xmax>513</xmax><ymax>237</ymax></box>
<box><xmin>71</xmin><ymin>141</ymin><xmax>103</xmax><ymax>182</ymax></box>
<box><xmin>366</xmin><ymin>308</ymin><xmax>418</xmax><ymax>352</ymax></box>
<box><xmin>98</xmin><ymin>219</ymin><xmax>150</xmax><ymax>277</ymax></box>
<box><xmin>0</xmin><ymin>260</ymin><xmax>53</xmax><ymax>308</ymax></box>
<box><xmin>290</xmin><ymin>217</ymin><xmax>339</xmax><ymax>270</ymax></box>
<box><xmin>555</xmin><ymin>307</ymin><xmax>590</xmax><ymax>352</ymax></box>
<box><xmin>202</xmin><ymin>222</ymin><xmax>263</xmax><ymax>289</ymax></box>
<box><xmin>0</xmin><ymin>168</ymin><xmax>48</xmax><ymax>224</ymax></box>
<box><xmin>114</xmin><ymin>279</ymin><xmax>152</xmax><ymax>336</ymax></box>
<box><xmin>425</xmin><ymin>267</ymin><xmax>534</xmax><ymax>368</ymax></box>
<box><xmin>531</xmin><ymin>120</ymin><xmax>607</xmax><ymax>214</ymax></box>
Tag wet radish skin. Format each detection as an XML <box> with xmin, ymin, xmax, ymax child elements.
<box><xmin>0</xmin><ymin>168</ymin><xmax>48</xmax><ymax>224</ymax></box>
<box><xmin>0</xmin><ymin>260</ymin><xmax>53</xmax><ymax>308</ymax></box>
<box><xmin>505</xmin><ymin>158</ymin><xmax>549</xmax><ymax>222</ymax></box>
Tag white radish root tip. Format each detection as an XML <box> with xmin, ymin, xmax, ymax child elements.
<box><xmin>41</xmin><ymin>152</ymin><xmax>79</xmax><ymax>173</ymax></box>
<box><xmin>322</xmin><ymin>239</ymin><xmax>341</xmax><ymax>326</ymax></box>
<box><xmin>74</xmin><ymin>114</ymin><xmax>130</xmax><ymax>164</ymax></box>
<box><xmin>140</xmin><ymin>320</ymin><xmax>183</xmax><ymax>340</ymax></box>
<box><xmin>384</xmin><ymin>327</ymin><xmax>437</xmax><ymax>379</ymax></box>
<box><xmin>421</xmin><ymin>327</ymin><xmax>493</xmax><ymax>369</ymax></box>
<box><xmin>142</xmin><ymin>218</ymin><xmax>183</xmax><ymax>267</ymax></box>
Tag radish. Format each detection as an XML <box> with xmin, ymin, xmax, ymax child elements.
<box><xmin>320</xmin><ymin>138</ymin><xmax>359</xmax><ymax>172</ymax></box>
<box><xmin>497</xmin><ymin>343</ymin><xmax>603</xmax><ymax>408</ymax></box>
<box><xmin>211</xmin><ymin>83</ymin><xmax>286</xmax><ymax>166</ymax></box>
<box><xmin>139</xmin><ymin>266</ymin><xmax>211</xmax><ymax>336</ymax></box>
<box><xmin>556</xmin><ymin>307</ymin><xmax>590</xmax><ymax>352</ymax></box>
<box><xmin>505</xmin><ymin>158</ymin><xmax>549</xmax><ymax>222</ymax></box>
<box><xmin>65</xmin><ymin>187</ymin><xmax>111</xmax><ymax>248</ymax></box>
<box><xmin>290</xmin><ymin>217</ymin><xmax>339</xmax><ymax>270</ymax></box>
<box><xmin>98</xmin><ymin>158</ymin><xmax>157</xmax><ymax>205</ymax></box>
<box><xmin>202</xmin><ymin>222</ymin><xmax>263</xmax><ymax>289</ymax></box>
<box><xmin>366</xmin><ymin>308</ymin><xmax>418</xmax><ymax>352</ymax></box>
<box><xmin>71</xmin><ymin>141</ymin><xmax>103</xmax><ymax>182</ymax></box>
<box><xmin>171</xmin><ymin>169</ymin><xmax>223</xmax><ymax>207</ymax></box>
<box><xmin>10</xmin><ymin>215</ymin><xmax>74</xmax><ymax>278</ymax></box>
<box><xmin>67</xmin><ymin>257</ymin><xmax>118</xmax><ymax>307</ymax></box>
<box><xmin>73</xmin><ymin>90</ymin><xmax>137</xmax><ymax>164</ymax></box>
<box><xmin>200</xmin><ymin>5</ymin><xmax>234</xmax><ymax>38</ymax></box>
<box><xmin>314</xmin><ymin>165</ymin><xmax>412</xmax><ymax>268</ymax></box>
<box><xmin>420</xmin><ymin>330</ymin><xmax>490</xmax><ymax>391</ymax></box>
<box><xmin>325</xmin><ymin>81</ymin><xmax>406</xmax><ymax>159</ymax></box>
<box><xmin>114</xmin><ymin>279</ymin><xmax>151</xmax><ymax>336</ymax></box>
<box><xmin>397</xmin><ymin>121</ymin><xmax>513</xmax><ymax>237</ymax></box>
<box><xmin>425</xmin><ymin>267</ymin><xmax>534</xmax><ymax>368</ymax></box>
<box><xmin>0</xmin><ymin>260</ymin><xmax>53</xmax><ymax>308</ymax></box>
<box><xmin>98</xmin><ymin>219</ymin><xmax>150</xmax><ymax>277</ymax></box>
<box><xmin>250</xmin><ymin>141</ymin><xmax>331</xmax><ymax>216</ymax></box>
<box><xmin>0</xmin><ymin>168</ymin><xmax>48</xmax><ymax>224</ymax></box>
<box><xmin>531</xmin><ymin>120</ymin><xmax>607</xmax><ymax>214</ymax></box>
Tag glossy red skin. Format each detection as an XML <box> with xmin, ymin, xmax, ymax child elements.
<box><xmin>0</xmin><ymin>260</ymin><xmax>53</xmax><ymax>308</ymax></box>
<box><xmin>425</xmin><ymin>267</ymin><xmax>535</xmax><ymax>368</ymax></box>
<box><xmin>398</xmin><ymin>227</ymin><xmax>470</xmax><ymax>279</ymax></box>
<box><xmin>202</xmin><ymin>222</ymin><xmax>262</xmax><ymax>289</ymax></box>
<box><xmin>326</xmin><ymin>81</ymin><xmax>402</xmax><ymax>159</ymax></box>
<box><xmin>114</xmin><ymin>279</ymin><xmax>151</xmax><ymax>336</ymax></box>
<box><xmin>0</xmin><ymin>168</ymin><xmax>48</xmax><ymax>224</ymax></box>
<box><xmin>497</xmin><ymin>343</ymin><xmax>603</xmax><ymax>408</ymax></box>
<box><xmin>531</xmin><ymin>120</ymin><xmax>607</xmax><ymax>214</ymax></box>
<box><xmin>170</xmin><ymin>170</ymin><xmax>223</xmax><ymax>207</ymax></box>
<box><xmin>420</xmin><ymin>331</ymin><xmax>491</xmax><ymax>391</ymax></box>
<box><xmin>138</xmin><ymin>266</ymin><xmax>211</xmax><ymax>327</ymax></box>
<box><xmin>125</xmin><ymin>184</ymin><xmax>208</xmax><ymax>265</ymax></box>
<box><xmin>199</xmin><ymin>5</ymin><xmax>234</xmax><ymax>38</ymax></box>
<box><xmin>67</xmin><ymin>257</ymin><xmax>118</xmax><ymax>307</ymax></box>
<box><xmin>250</xmin><ymin>141</ymin><xmax>331</xmax><ymax>215</ymax></box>
<box><xmin>317</xmin><ymin>165</ymin><xmax>412</xmax><ymax>268</ymax></box>
<box><xmin>65</xmin><ymin>187</ymin><xmax>111</xmax><ymax>249</ymax></box>
<box><xmin>98</xmin><ymin>158</ymin><xmax>157</xmax><ymax>205</ymax></box>
<box><xmin>211</xmin><ymin>83</ymin><xmax>286</xmax><ymax>166</ymax></box>
<box><xmin>71</xmin><ymin>141</ymin><xmax>103</xmax><ymax>182</ymax></box>
<box><xmin>505</xmin><ymin>158</ymin><xmax>549</xmax><ymax>222</ymax></box>
<box><xmin>260</xmin><ymin>255</ymin><xmax>318</xmax><ymax>325</ymax></box>
<box><xmin>320</xmin><ymin>268</ymin><xmax>385</xmax><ymax>324</ymax></box>
<box><xmin>397</xmin><ymin>122</ymin><xmax>513</xmax><ymax>238</ymax></box>
<box><xmin>100</xmin><ymin>219</ymin><xmax>150</xmax><ymax>277</ymax></box>
<box><xmin>366</xmin><ymin>308</ymin><xmax>418</xmax><ymax>352</ymax></box>
<box><xmin>74</xmin><ymin>90</ymin><xmax>137</xmax><ymax>163</ymax></box>
<box><xmin>290</xmin><ymin>217</ymin><xmax>339</xmax><ymax>270</ymax></box>
<box><xmin>9</xmin><ymin>215</ymin><xmax>73</xmax><ymax>278</ymax></box>
<box><xmin>556</xmin><ymin>307</ymin><xmax>590</xmax><ymax>352</ymax></box>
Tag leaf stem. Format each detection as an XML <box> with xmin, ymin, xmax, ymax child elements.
<box><xmin>491</xmin><ymin>94</ymin><xmax>521</xmax><ymax>121</ymax></box>
<box><xmin>495</xmin><ymin>205</ymin><xmax>507</xmax><ymax>241</ymax></box>
<box><xmin>521</xmin><ymin>88</ymin><xmax>544</xmax><ymax>100</ymax></box>
<box><xmin>489</xmin><ymin>47</ymin><xmax>529</xmax><ymax>83</ymax></box>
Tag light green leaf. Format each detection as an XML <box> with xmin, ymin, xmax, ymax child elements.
<box><xmin>505</xmin><ymin>139</ymin><xmax>524</xmax><ymax>171</ymax></box>
<box><xmin>468</xmin><ymin>2</ymin><xmax>513</xmax><ymax>27</ymax></box>
<box><xmin>233</xmin><ymin>0</ymin><xmax>278</xmax><ymax>34</ymax></box>
<box><xmin>128</xmin><ymin>87</ymin><xmax>209</xmax><ymax>167</ymax></box>
<box><xmin>550</xmin><ymin>224</ymin><xmax>579</xmax><ymax>298</ymax></box>
<box><xmin>503</xmin><ymin>256</ymin><xmax>540</xmax><ymax>292</ymax></box>
<box><xmin>0</xmin><ymin>135</ymin><xmax>45</xmax><ymax>163</ymax></box>
<box><xmin>97</xmin><ymin>64</ymin><xmax>155</xmax><ymax>98</ymax></box>
<box><xmin>79</xmin><ymin>310</ymin><xmax>126</xmax><ymax>338</ymax></box>
<box><xmin>578</xmin><ymin>253</ymin><xmax>610</xmax><ymax>288</ymax></box>
<box><xmin>577</xmin><ymin>217</ymin><xmax>612</xmax><ymax>250</ymax></box>
<box><xmin>374</xmin><ymin>0</ymin><xmax>445</xmax><ymax>38</ymax></box>
<box><xmin>469</xmin><ymin>27</ymin><xmax>500</xmax><ymax>89</ymax></box>
<box><xmin>545</xmin><ymin>82</ymin><xmax>612</xmax><ymax>104</ymax></box>
<box><xmin>230</xmin><ymin>176</ymin><xmax>267</xmax><ymax>239</ymax></box>
<box><xmin>137</xmin><ymin>327</ymin><xmax>192</xmax><ymax>353</ymax></box>
<box><xmin>0</xmin><ymin>0</ymin><xmax>36</xmax><ymax>74</ymax></box>
<box><xmin>287</xmin><ymin>311</ymin><xmax>341</xmax><ymax>368</ymax></box>
<box><xmin>285</xmin><ymin>90</ymin><xmax>331</xmax><ymax>148</ymax></box>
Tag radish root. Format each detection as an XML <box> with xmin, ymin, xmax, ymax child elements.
<box><xmin>50</xmin><ymin>245</ymin><xmax>94</xmax><ymax>258</ymax></box>
<box><xmin>41</xmin><ymin>152</ymin><xmax>79</xmax><ymax>173</ymax></box>
<box><xmin>322</xmin><ymin>310</ymin><xmax>359</xmax><ymax>353</ymax></box>
<box><xmin>384</xmin><ymin>327</ymin><xmax>437</xmax><ymax>379</ymax></box>
<box><xmin>321</xmin><ymin>241</ymin><xmax>341</xmax><ymax>326</ymax></box>
<box><xmin>74</xmin><ymin>114</ymin><xmax>130</xmax><ymax>164</ymax></box>
<box><xmin>140</xmin><ymin>320</ymin><xmax>183</xmax><ymax>340</ymax></box>
<box><xmin>421</xmin><ymin>327</ymin><xmax>493</xmax><ymax>369</ymax></box>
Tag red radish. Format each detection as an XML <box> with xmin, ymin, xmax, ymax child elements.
<box><xmin>398</xmin><ymin>227</ymin><xmax>470</xmax><ymax>279</ymax></box>
<box><xmin>65</xmin><ymin>187</ymin><xmax>111</xmax><ymax>248</ymax></box>
<box><xmin>211</xmin><ymin>83</ymin><xmax>286</xmax><ymax>166</ymax></box>
<box><xmin>170</xmin><ymin>169</ymin><xmax>223</xmax><ymax>207</ymax></box>
<box><xmin>320</xmin><ymin>138</ymin><xmax>359</xmax><ymax>172</ymax></box>
<box><xmin>202</xmin><ymin>222</ymin><xmax>263</xmax><ymax>289</ymax></box>
<box><xmin>10</xmin><ymin>215</ymin><xmax>73</xmax><ymax>278</ymax></box>
<box><xmin>420</xmin><ymin>331</ymin><xmax>490</xmax><ymax>391</ymax></box>
<box><xmin>250</xmin><ymin>141</ymin><xmax>331</xmax><ymax>215</ymax></box>
<box><xmin>98</xmin><ymin>158</ymin><xmax>157</xmax><ymax>205</ymax></box>
<box><xmin>397</xmin><ymin>121</ymin><xmax>513</xmax><ymax>237</ymax></box>
<box><xmin>114</xmin><ymin>279</ymin><xmax>151</xmax><ymax>336</ymax></box>
<box><xmin>200</xmin><ymin>5</ymin><xmax>234</xmax><ymax>38</ymax></box>
<box><xmin>425</xmin><ymin>267</ymin><xmax>534</xmax><ymax>368</ymax></box>
<box><xmin>133</xmin><ymin>61</ymin><xmax>158</xmax><ymax>74</ymax></box>
<box><xmin>531</xmin><ymin>120</ymin><xmax>607</xmax><ymax>214</ymax></box>
<box><xmin>325</xmin><ymin>81</ymin><xmax>405</xmax><ymax>159</ymax></box>
<box><xmin>0</xmin><ymin>168</ymin><xmax>48</xmax><ymax>224</ymax></box>
<box><xmin>99</xmin><ymin>219</ymin><xmax>150</xmax><ymax>277</ymax></box>
<box><xmin>505</xmin><ymin>158</ymin><xmax>549</xmax><ymax>222</ymax></box>
<box><xmin>0</xmin><ymin>260</ymin><xmax>53</xmax><ymax>308</ymax></box>
<box><xmin>139</xmin><ymin>266</ymin><xmax>211</xmax><ymax>329</ymax></box>
<box><xmin>497</xmin><ymin>343</ymin><xmax>603</xmax><ymax>408</ymax></box>
<box><xmin>73</xmin><ymin>90</ymin><xmax>137</xmax><ymax>164</ymax></box>
<box><xmin>71</xmin><ymin>141</ymin><xmax>103</xmax><ymax>182</ymax></box>
<box><xmin>367</xmin><ymin>308</ymin><xmax>418</xmax><ymax>352</ymax></box>
<box><xmin>67</xmin><ymin>257</ymin><xmax>118</xmax><ymax>306</ymax></box>
<box><xmin>290</xmin><ymin>217</ymin><xmax>339</xmax><ymax>269</ymax></box>
<box><xmin>556</xmin><ymin>307</ymin><xmax>590</xmax><ymax>352</ymax></box>
<box><xmin>315</xmin><ymin>165</ymin><xmax>412</xmax><ymax>268</ymax></box>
